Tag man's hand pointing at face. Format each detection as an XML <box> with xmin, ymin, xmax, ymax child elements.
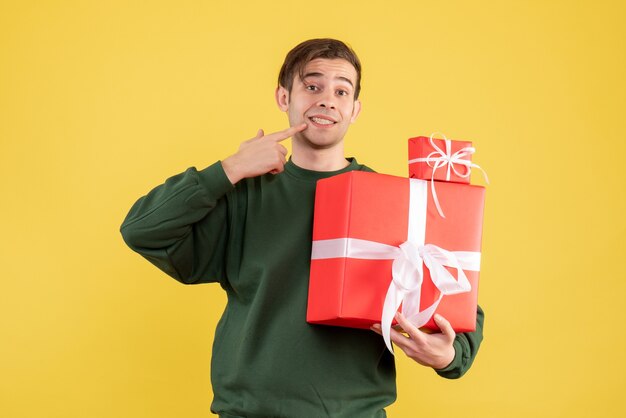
<box><xmin>222</xmin><ymin>123</ymin><xmax>308</xmax><ymax>184</ymax></box>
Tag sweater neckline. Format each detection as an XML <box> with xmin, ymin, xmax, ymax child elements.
<box><xmin>284</xmin><ymin>157</ymin><xmax>359</xmax><ymax>182</ymax></box>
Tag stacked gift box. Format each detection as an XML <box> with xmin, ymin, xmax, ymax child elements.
<box><xmin>306</xmin><ymin>134</ymin><xmax>488</xmax><ymax>352</ymax></box>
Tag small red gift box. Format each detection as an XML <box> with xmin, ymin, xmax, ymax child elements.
<box><xmin>307</xmin><ymin>171</ymin><xmax>485</xmax><ymax>351</ymax></box>
<box><xmin>408</xmin><ymin>135</ymin><xmax>475</xmax><ymax>183</ymax></box>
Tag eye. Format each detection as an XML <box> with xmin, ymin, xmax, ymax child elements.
<box><xmin>337</xmin><ymin>90</ymin><xmax>349</xmax><ymax>96</ymax></box>
<box><xmin>306</xmin><ymin>84</ymin><xmax>319</xmax><ymax>91</ymax></box>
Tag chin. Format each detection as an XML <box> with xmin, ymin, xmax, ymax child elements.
<box><xmin>300</xmin><ymin>134</ymin><xmax>344</xmax><ymax>150</ymax></box>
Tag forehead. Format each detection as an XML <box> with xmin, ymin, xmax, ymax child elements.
<box><xmin>300</xmin><ymin>58</ymin><xmax>357</xmax><ymax>84</ymax></box>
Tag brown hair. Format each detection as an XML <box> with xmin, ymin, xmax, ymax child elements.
<box><xmin>278</xmin><ymin>38</ymin><xmax>362</xmax><ymax>100</ymax></box>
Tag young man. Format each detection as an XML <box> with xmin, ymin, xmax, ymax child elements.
<box><xmin>120</xmin><ymin>38</ymin><xmax>484</xmax><ymax>418</ymax></box>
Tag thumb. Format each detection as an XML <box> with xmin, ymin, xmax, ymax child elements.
<box><xmin>434</xmin><ymin>314</ymin><xmax>456</xmax><ymax>341</ymax></box>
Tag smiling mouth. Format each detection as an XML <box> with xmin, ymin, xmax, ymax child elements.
<box><xmin>309</xmin><ymin>116</ymin><xmax>337</xmax><ymax>126</ymax></box>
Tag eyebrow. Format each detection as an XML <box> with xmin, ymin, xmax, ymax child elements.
<box><xmin>303</xmin><ymin>72</ymin><xmax>354</xmax><ymax>89</ymax></box>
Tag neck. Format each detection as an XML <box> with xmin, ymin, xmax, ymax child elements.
<box><xmin>291</xmin><ymin>141</ymin><xmax>349</xmax><ymax>171</ymax></box>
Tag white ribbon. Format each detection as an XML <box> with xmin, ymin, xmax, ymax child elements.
<box><xmin>311</xmin><ymin>178</ymin><xmax>481</xmax><ymax>354</ymax></box>
<box><xmin>408</xmin><ymin>132</ymin><xmax>489</xmax><ymax>218</ymax></box>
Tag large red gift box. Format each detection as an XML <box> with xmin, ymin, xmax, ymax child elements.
<box><xmin>408</xmin><ymin>135</ymin><xmax>475</xmax><ymax>183</ymax></box>
<box><xmin>307</xmin><ymin>171</ymin><xmax>485</xmax><ymax>335</ymax></box>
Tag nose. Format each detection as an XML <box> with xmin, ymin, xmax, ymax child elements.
<box><xmin>316</xmin><ymin>91</ymin><xmax>336</xmax><ymax>110</ymax></box>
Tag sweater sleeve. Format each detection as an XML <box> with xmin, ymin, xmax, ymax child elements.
<box><xmin>120</xmin><ymin>161</ymin><xmax>235</xmax><ymax>285</ymax></box>
<box><xmin>434</xmin><ymin>305</ymin><xmax>485</xmax><ymax>379</ymax></box>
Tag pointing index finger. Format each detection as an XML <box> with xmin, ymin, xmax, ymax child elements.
<box><xmin>266</xmin><ymin>123</ymin><xmax>307</xmax><ymax>142</ymax></box>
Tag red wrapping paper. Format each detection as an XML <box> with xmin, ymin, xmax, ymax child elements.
<box><xmin>307</xmin><ymin>171</ymin><xmax>485</xmax><ymax>332</ymax></box>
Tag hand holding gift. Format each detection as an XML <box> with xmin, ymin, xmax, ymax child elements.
<box><xmin>371</xmin><ymin>312</ymin><xmax>456</xmax><ymax>369</ymax></box>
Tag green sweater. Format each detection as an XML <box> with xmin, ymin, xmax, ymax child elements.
<box><xmin>120</xmin><ymin>158</ymin><xmax>484</xmax><ymax>418</ymax></box>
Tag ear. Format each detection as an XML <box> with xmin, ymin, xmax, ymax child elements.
<box><xmin>275</xmin><ymin>85</ymin><xmax>290</xmax><ymax>112</ymax></box>
<box><xmin>350</xmin><ymin>99</ymin><xmax>362</xmax><ymax>123</ymax></box>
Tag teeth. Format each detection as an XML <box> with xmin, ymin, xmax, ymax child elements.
<box><xmin>311</xmin><ymin>117</ymin><xmax>334</xmax><ymax>125</ymax></box>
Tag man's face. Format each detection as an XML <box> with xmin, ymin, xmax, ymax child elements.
<box><xmin>276</xmin><ymin>58</ymin><xmax>361</xmax><ymax>150</ymax></box>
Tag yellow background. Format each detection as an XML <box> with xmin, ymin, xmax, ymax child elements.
<box><xmin>2</xmin><ymin>1</ymin><xmax>625</xmax><ymax>417</ymax></box>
